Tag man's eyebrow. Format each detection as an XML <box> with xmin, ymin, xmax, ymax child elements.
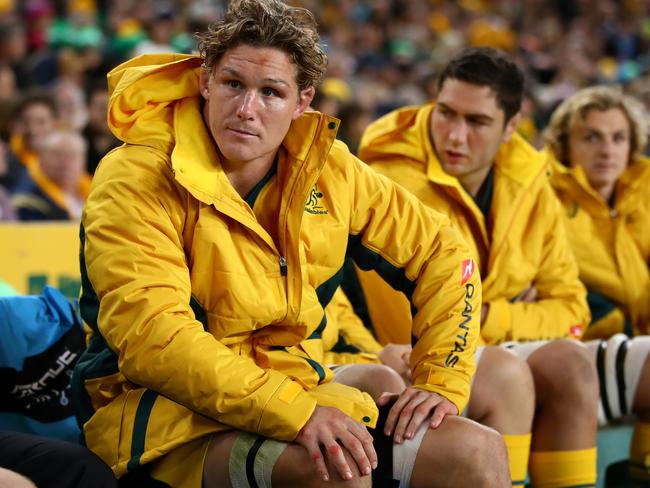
<box><xmin>437</xmin><ymin>102</ymin><xmax>495</xmax><ymax>122</ymax></box>
<box><xmin>219</xmin><ymin>67</ymin><xmax>290</xmax><ymax>87</ymax></box>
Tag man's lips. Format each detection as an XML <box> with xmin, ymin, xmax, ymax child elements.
<box><xmin>445</xmin><ymin>149</ymin><xmax>467</xmax><ymax>160</ymax></box>
<box><xmin>227</xmin><ymin>127</ymin><xmax>258</xmax><ymax>137</ymax></box>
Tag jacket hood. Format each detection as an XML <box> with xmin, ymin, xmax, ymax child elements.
<box><xmin>104</xmin><ymin>53</ymin><xmax>340</xmax><ymax>208</ymax></box>
<box><xmin>359</xmin><ymin>103</ymin><xmax>547</xmax><ymax>189</ymax></box>
<box><xmin>107</xmin><ymin>53</ymin><xmax>203</xmax><ymax>152</ymax></box>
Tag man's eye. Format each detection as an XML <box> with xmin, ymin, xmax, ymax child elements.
<box><xmin>613</xmin><ymin>133</ymin><xmax>628</xmax><ymax>143</ymax></box>
<box><xmin>227</xmin><ymin>80</ymin><xmax>241</xmax><ymax>88</ymax></box>
<box><xmin>261</xmin><ymin>87</ymin><xmax>278</xmax><ymax>97</ymax></box>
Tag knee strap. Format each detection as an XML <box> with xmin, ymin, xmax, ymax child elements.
<box><xmin>228</xmin><ymin>432</ymin><xmax>287</xmax><ymax>488</ymax></box>
<box><xmin>596</xmin><ymin>334</ymin><xmax>650</xmax><ymax>425</ymax></box>
<box><xmin>370</xmin><ymin>402</ymin><xmax>400</xmax><ymax>488</ymax></box>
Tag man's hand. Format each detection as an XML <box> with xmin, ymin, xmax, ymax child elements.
<box><xmin>512</xmin><ymin>285</ymin><xmax>538</xmax><ymax>303</ymax></box>
<box><xmin>377</xmin><ymin>388</ymin><xmax>458</xmax><ymax>444</ymax></box>
<box><xmin>294</xmin><ymin>405</ymin><xmax>377</xmax><ymax>482</ymax></box>
<box><xmin>519</xmin><ymin>286</ymin><xmax>538</xmax><ymax>303</ymax></box>
<box><xmin>378</xmin><ymin>343</ymin><xmax>412</xmax><ymax>382</ymax></box>
<box><xmin>480</xmin><ymin>302</ymin><xmax>490</xmax><ymax>326</ymax></box>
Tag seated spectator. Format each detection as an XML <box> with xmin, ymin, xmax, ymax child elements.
<box><xmin>12</xmin><ymin>127</ymin><xmax>90</xmax><ymax>221</ymax></box>
<box><xmin>0</xmin><ymin>141</ymin><xmax>16</xmax><ymax>220</ymax></box>
<box><xmin>4</xmin><ymin>92</ymin><xmax>58</xmax><ymax>193</ymax></box>
<box><xmin>546</xmin><ymin>85</ymin><xmax>650</xmax><ymax>482</ymax></box>
<box><xmin>83</xmin><ymin>79</ymin><xmax>120</xmax><ymax>175</ymax></box>
<box><xmin>0</xmin><ymin>185</ymin><xmax>14</xmax><ymax>221</ymax></box>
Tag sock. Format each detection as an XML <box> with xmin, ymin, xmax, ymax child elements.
<box><xmin>630</xmin><ymin>421</ymin><xmax>650</xmax><ymax>480</ymax></box>
<box><xmin>529</xmin><ymin>448</ymin><xmax>596</xmax><ymax>488</ymax></box>
<box><xmin>503</xmin><ymin>434</ymin><xmax>531</xmax><ymax>486</ymax></box>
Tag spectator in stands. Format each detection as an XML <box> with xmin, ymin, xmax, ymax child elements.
<box><xmin>4</xmin><ymin>91</ymin><xmax>57</xmax><ymax>193</ymax></box>
<box><xmin>73</xmin><ymin>1</ymin><xmax>509</xmax><ymax>487</ymax></box>
<box><xmin>52</xmin><ymin>78</ymin><xmax>88</xmax><ymax>131</ymax></box>
<box><xmin>0</xmin><ymin>138</ymin><xmax>17</xmax><ymax>219</ymax></box>
<box><xmin>12</xmin><ymin>127</ymin><xmax>89</xmax><ymax>220</ymax></box>
<box><xmin>547</xmin><ymin>85</ymin><xmax>650</xmax><ymax>481</ymax></box>
<box><xmin>357</xmin><ymin>47</ymin><xmax>599</xmax><ymax>487</ymax></box>
<box><xmin>82</xmin><ymin>80</ymin><xmax>119</xmax><ymax>175</ymax></box>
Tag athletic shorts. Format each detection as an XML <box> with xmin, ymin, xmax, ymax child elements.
<box><xmin>131</xmin><ymin>401</ymin><xmax>427</xmax><ymax>488</ymax></box>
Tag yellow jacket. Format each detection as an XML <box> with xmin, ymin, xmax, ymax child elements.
<box><xmin>72</xmin><ymin>55</ymin><xmax>481</xmax><ymax>477</ymax></box>
<box><xmin>550</xmin><ymin>154</ymin><xmax>650</xmax><ymax>339</ymax></box>
<box><xmin>357</xmin><ymin>104</ymin><xmax>589</xmax><ymax>346</ymax></box>
<box><xmin>321</xmin><ymin>288</ymin><xmax>383</xmax><ymax>365</ymax></box>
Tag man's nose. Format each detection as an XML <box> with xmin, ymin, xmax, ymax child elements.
<box><xmin>448</xmin><ymin>120</ymin><xmax>468</xmax><ymax>146</ymax></box>
<box><xmin>236</xmin><ymin>90</ymin><xmax>257</xmax><ymax>120</ymax></box>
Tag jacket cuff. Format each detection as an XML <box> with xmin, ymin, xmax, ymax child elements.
<box><xmin>257</xmin><ymin>378</ymin><xmax>317</xmax><ymax>441</ymax></box>
<box><xmin>480</xmin><ymin>299</ymin><xmax>511</xmax><ymax>345</ymax></box>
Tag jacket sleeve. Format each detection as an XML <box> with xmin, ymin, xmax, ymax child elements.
<box><xmin>581</xmin><ymin>289</ymin><xmax>631</xmax><ymax>340</ymax></box>
<box><xmin>82</xmin><ymin>148</ymin><xmax>317</xmax><ymax>441</ymax></box>
<box><xmin>345</xmin><ymin>153</ymin><xmax>481</xmax><ymax>413</ymax></box>
<box><xmin>322</xmin><ymin>287</ymin><xmax>382</xmax><ymax>366</ymax></box>
<box><xmin>481</xmin><ymin>184</ymin><xmax>590</xmax><ymax>344</ymax></box>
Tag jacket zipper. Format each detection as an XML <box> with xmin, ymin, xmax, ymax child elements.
<box><xmin>279</xmin><ymin>255</ymin><xmax>287</xmax><ymax>276</ymax></box>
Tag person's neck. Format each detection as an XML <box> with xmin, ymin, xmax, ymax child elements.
<box><xmin>222</xmin><ymin>154</ymin><xmax>276</xmax><ymax>198</ymax></box>
<box><xmin>459</xmin><ymin>165</ymin><xmax>492</xmax><ymax>198</ymax></box>
<box><xmin>595</xmin><ymin>181</ymin><xmax>616</xmax><ymax>206</ymax></box>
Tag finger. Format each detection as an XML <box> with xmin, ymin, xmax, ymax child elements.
<box><xmin>429</xmin><ymin>402</ymin><xmax>457</xmax><ymax>429</ymax></box>
<box><xmin>338</xmin><ymin>430</ymin><xmax>372</xmax><ymax>476</ymax></box>
<box><xmin>393</xmin><ymin>392</ymin><xmax>429</xmax><ymax>444</ymax></box>
<box><xmin>301</xmin><ymin>439</ymin><xmax>330</xmax><ymax>481</ymax></box>
<box><xmin>376</xmin><ymin>391</ymin><xmax>398</xmax><ymax>406</ymax></box>
<box><xmin>322</xmin><ymin>438</ymin><xmax>354</xmax><ymax>481</ymax></box>
<box><xmin>384</xmin><ymin>388</ymin><xmax>417</xmax><ymax>436</ymax></box>
<box><xmin>348</xmin><ymin>421</ymin><xmax>377</xmax><ymax>470</ymax></box>
<box><xmin>405</xmin><ymin>396</ymin><xmax>443</xmax><ymax>437</ymax></box>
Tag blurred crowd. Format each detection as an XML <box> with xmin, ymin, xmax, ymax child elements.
<box><xmin>0</xmin><ymin>0</ymin><xmax>649</xmax><ymax>220</ymax></box>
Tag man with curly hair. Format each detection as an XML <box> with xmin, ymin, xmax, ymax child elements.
<box><xmin>72</xmin><ymin>1</ymin><xmax>508</xmax><ymax>487</ymax></box>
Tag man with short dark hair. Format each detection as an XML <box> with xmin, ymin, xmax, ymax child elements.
<box><xmin>358</xmin><ymin>47</ymin><xmax>599</xmax><ymax>487</ymax></box>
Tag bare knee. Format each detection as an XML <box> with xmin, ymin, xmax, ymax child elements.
<box><xmin>468</xmin><ymin>346</ymin><xmax>535</xmax><ymax>431</ymax></box>
<box><xmin>335</xmin><ymin>364</ymin><xmax>406</xmax><ymax>400</ymax></box>
<box><xmin>528</xmin><ymin>340</ymin><xmax>598</xmax><ymax>411</ymax></box>
<box><xmin>203</xmin><ymin>431</ymin><xmax>371</xmax><ymax>488</ymax></box>
<box><xmin>411</xmin><ymin>416</ymin><xmax>509</xmax><ymax>488</ymax></box>
<box><xmin>0</xmin><ymin>468</ymin><xmax>36</xmax><ymax>488</ymax></box>
<box><xmin>273</xmin><ymin>442</ymin><xmax>371</xmax><ymax>488</ymax></box>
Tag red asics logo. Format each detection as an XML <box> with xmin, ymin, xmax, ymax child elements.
<box><xmin>461</xmin><ymin>259</ymin><xmax>475</xmax><ymax>285</ymax></box>
<box><xmin>569</xmin><ymin>324</ymin><xmax>583</xmax><ymax>339</ymax></box>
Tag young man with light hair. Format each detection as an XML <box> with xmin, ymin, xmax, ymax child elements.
<box><xmin>546</xmin><ymin>85</ymin><xmax>650</xmax><ymax>481</ymax></box>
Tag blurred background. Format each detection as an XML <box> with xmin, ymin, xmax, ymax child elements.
<box><xmin>1</xmin><ymin>0</ymin><xmax>650</xmax><ymax>295</ymax></box>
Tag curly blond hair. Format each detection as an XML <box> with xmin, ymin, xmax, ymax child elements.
<box><xmin>197</xmin><ymin>0</ymin><xmax>327</xmax><ymax>91</ymax></box>
<box><xmin>544</xmin><ymin>85</ymin><xmax>649</xmax><ymax>164</ymax></box>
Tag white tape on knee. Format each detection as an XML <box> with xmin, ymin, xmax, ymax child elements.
<box><xmin>596</xmin><ymin>334</ymin><xmax>650</xmax><ymax>425</ymax></box>
<box><xmin>392</xmin><ymin>419</ymin><xmax>428</xmax><ymax>487</ymax></box>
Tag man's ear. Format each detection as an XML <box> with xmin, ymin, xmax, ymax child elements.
<box><xmin>199</xmin><ymin>69</ymin><xmax>210</xmax><ymax>100</ymax></box>
<box><xmin>292</xmin><ymin>86</ymin><xmax>316</xmax><ymax>120</ymax></box>
<box><xmin>502</xmin><ymin>112</ymin><xmax>521</xmax><ymax>143</ymax></box>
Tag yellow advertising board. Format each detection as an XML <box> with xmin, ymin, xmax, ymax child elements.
<box><xmin>0</xmin><ymin>222</ymin><xmax>81</xmax><ymax>297</ymax></box>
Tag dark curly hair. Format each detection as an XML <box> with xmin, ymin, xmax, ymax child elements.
<box><xmin>197</xmin><ymin>0</ymin><xmax>327</xmax><ymax>91</ymax></box>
